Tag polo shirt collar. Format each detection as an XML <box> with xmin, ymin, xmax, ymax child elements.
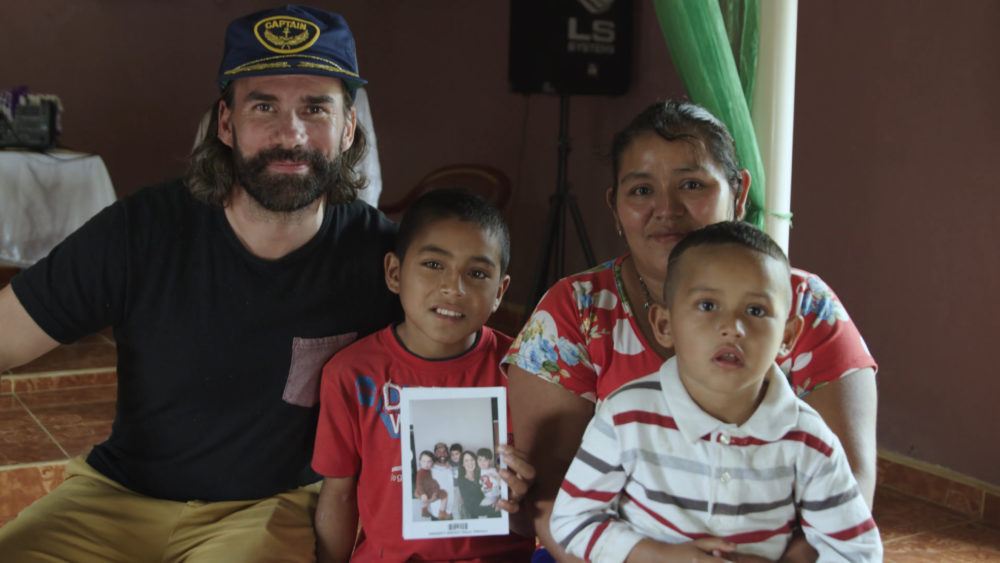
<box><xmin>658</xmin><ymin>357</ymin><xmax>800</xmax><ymax>443</ymax></box>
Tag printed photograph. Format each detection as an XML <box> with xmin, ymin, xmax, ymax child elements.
<box><xmin>400</xmin><ymin>386</ymin><xmax>509</xmax><ymax>540</ymax></box>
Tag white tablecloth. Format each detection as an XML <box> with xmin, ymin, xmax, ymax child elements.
<box><xmin>0</xmin><ymin>150</ymin><xmax>116</xmax><ymax>267</ymax></box>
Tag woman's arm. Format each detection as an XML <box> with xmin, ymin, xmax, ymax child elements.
<box><xmin>508</xmin><ymin>364</ymin><xmax>594</xmax><ymax>562</ymax></box>
<box><xmin>794</xmin><ymin>421</ymin><xmax>883</xmax><ymax>561</ymax></box>
<box><xmin>315</xmin><ymin>476</ymin><xmax>359</xmax><ymax>563</ymax></box>
<box><xmin>801</xmin><ymin>367</ymin><xmax>878</xmax><ymax>508</ymax></box>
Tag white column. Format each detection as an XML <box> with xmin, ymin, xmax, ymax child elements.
<box><xmin>751</xmin><ymin>0</ymin><xmax>798</xmax><ymax>255</ymax></box>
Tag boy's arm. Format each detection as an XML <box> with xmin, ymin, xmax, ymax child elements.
<box><xmin>796</xmin><ymin>435</ymin><xmax>882</xmax><ymax>561</ymax></box>
<box><xmin>549</xmin><ymin>405</ymin><xmax>647</xmax><ymax>563</ymax></box>
<box><xmin>550</xmin><ymin>402</ymin><xmax>738</xmax><ymax>563</ymax></box>
<box><xmin>315</xmin><ymin>476</ymin><xmax>360</xmax><ymax>563</ymax></box>
<box><xmin>801</xmin><ymin>367</ymin><xmax>878</xmax><ymax>507</ymax></box>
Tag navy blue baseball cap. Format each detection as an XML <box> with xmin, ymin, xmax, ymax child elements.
<box><xmin>217</xmin><ymin>5</ymin><xmax>366</xmax><ymax>94</ymax></box>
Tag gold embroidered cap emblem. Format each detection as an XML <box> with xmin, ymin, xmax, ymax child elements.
<box><xmin>254</xmin><ymin>16</ymin><xmax>320</xmax><ymax>54</ymax></box>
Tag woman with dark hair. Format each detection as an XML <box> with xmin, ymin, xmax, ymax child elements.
<box><xmin>457</xmin><ymin>451</ymin><xmax>500</xmax><ymax>519</ymax></box>
<box><xmin>504</xmin><ymin>100</ymin><xmax>877</xmax><ymax>562</ymax></box>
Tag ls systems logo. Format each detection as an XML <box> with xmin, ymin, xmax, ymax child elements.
<box><xmin>577</xmin><ymin>0</ymin><xmax>614</xmax><ymax>14</ymax></box>
<box><xmin>568</xmin><ymin>0</ymin><xmax>616</xmax><ymax>54</ymax></box>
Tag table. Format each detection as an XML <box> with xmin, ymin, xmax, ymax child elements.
<box><xmin>0</xmin><ymin>150</ymin><xmax>116</xmax><ymax>267</ymax></box>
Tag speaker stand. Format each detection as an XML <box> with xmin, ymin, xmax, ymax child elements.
<box><xmin>529</xmin><ymin>95</ymin><xmax>597</xmax><ymax>309</ymax></box>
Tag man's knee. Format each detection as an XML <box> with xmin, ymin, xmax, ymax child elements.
<box><xmin>173</xmin><ymin>485</ymin><xmax>319</xmax><ymax>562</ymax></box>
<box><xmin>0</xmin><ymin>493</ymin><xmax>152</xmax><ymax>562</ymax></box>
<box><xmin>165</xmin><ymin>484</ymin><xmax>319</xmax><ymax>563</ymax></box>
<box><xmin>0</xmin><ymin>459</ymin><xmax>182</xmax><ymax>561</ymax></box>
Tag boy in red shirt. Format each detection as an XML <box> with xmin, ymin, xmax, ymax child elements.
<box><xmin>312</xmin><ymin>189</ymin><xmax>534</xmax><ymax>561</ymax></box>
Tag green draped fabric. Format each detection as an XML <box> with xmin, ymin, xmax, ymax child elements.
<box><xmin>652</xmin><ymin>0</ymin><xmax>764</xmax><ymax>229</ymax></box>
<box><xmin>720</xmin><ymin>0</ymin><xmax>759</xmax><ymax>106</ymax></box>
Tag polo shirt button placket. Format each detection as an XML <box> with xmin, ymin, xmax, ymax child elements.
<box><xmin>718</xmin><ymin>433</ymin><xmax>732</xmax><ymax>484</ymax></box>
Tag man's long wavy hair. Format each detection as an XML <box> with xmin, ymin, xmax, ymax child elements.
<box><xmin>185</xmin><ymin>82</ymin><xmax>368</xmax><ymax>207</ymax></box>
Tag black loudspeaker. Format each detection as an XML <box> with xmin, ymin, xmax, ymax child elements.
<box><xmin>509</xmin><ymin>0</ymin><xmax>633</xmax><ymax>96</ymax></box>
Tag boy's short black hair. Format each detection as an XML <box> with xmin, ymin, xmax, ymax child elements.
<box><xmin>664</xmin><ymin>221</ymin><xmax>791</xmax><ymax>306</ymax></box>
<box><xmin>476</xmin><ymin>447</ymin><xmax>493</xmax><ymax>460</ymax></box>
<box><xmin>449</xmin><ymin>443</ymin><xmax>463</xmax><ymax>453</ymax></box>
<box><xmin>394</xmin><ymin>188</ymin><xmax>511</xmax><ymax>275</ymax></box>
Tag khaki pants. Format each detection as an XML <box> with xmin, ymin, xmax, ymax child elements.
<box><xmin>0</xmin><ymin>456</ymin><xmax>320</xmax><ymax>562</ymax></box>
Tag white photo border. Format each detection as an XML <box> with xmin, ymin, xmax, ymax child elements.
<box><xmin>400</xmin><ymin>386</ymin><xmax>509</xmax><ymax>540</ymax></box>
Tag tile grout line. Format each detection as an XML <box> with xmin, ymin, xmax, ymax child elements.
<box><xmin>0</xmin><ymin>459</ymin><xmax>70</xmax><ymax>471</ymax></box>
<box><xmin>5</xmin><ymin>367</ymin><xmax>116</xmax><ymax>380</ymax></box>
<box><xmin>11</xmin><ymin>390</ymin><xmax>71</xmax><ymax>460</ymax></box>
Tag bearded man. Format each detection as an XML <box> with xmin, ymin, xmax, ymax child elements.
<box><xmin>0</xmin><ymin>6</ymin><xmax>399</xmax><ymax>561</ymax></box>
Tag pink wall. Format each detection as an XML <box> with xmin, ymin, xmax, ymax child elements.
<box><xmin>4</xmin><ymin>1</ymin><xmax>998</xmax><ymax>485</ymax></box>
<box><xmin>792</xmin><ymin>1</ymin><xmax>1000</xmax><ymax>486</ymax></box>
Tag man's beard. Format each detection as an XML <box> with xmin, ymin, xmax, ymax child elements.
<box><xmin>231</xmin><ymin>132</ymin><xmax>342</xmax><ymax>213</ymax></box>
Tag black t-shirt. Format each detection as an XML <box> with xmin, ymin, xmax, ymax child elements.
<box><xmin>12</xmin><ymin>179</ymin><xmax>400</xmax><ymax>501</ymax></box>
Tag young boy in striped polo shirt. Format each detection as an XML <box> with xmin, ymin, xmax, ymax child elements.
<box><xmin>550</xmin><ymin>221</ymin><xmax>881</xmax><ymax>562</ymax></box>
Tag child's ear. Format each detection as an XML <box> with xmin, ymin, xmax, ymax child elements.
<box><xmin>384</xmin><ymin>252</ymin><xmax>402</xmax><ymax>295</ymax></box>
<box><xmin>491</xmin><ymin>274</ymin><xmax>511</xmax><ymax>313</ymax></box>
<box><xmin>649</xmin><ymin>303</ymin><xmax>674</xmax><ymax>349</ymax></box>
<box><xmin>780</xmin><ymin>314</ymin><xmax>805</xmax><ymax>356</ymax></box>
